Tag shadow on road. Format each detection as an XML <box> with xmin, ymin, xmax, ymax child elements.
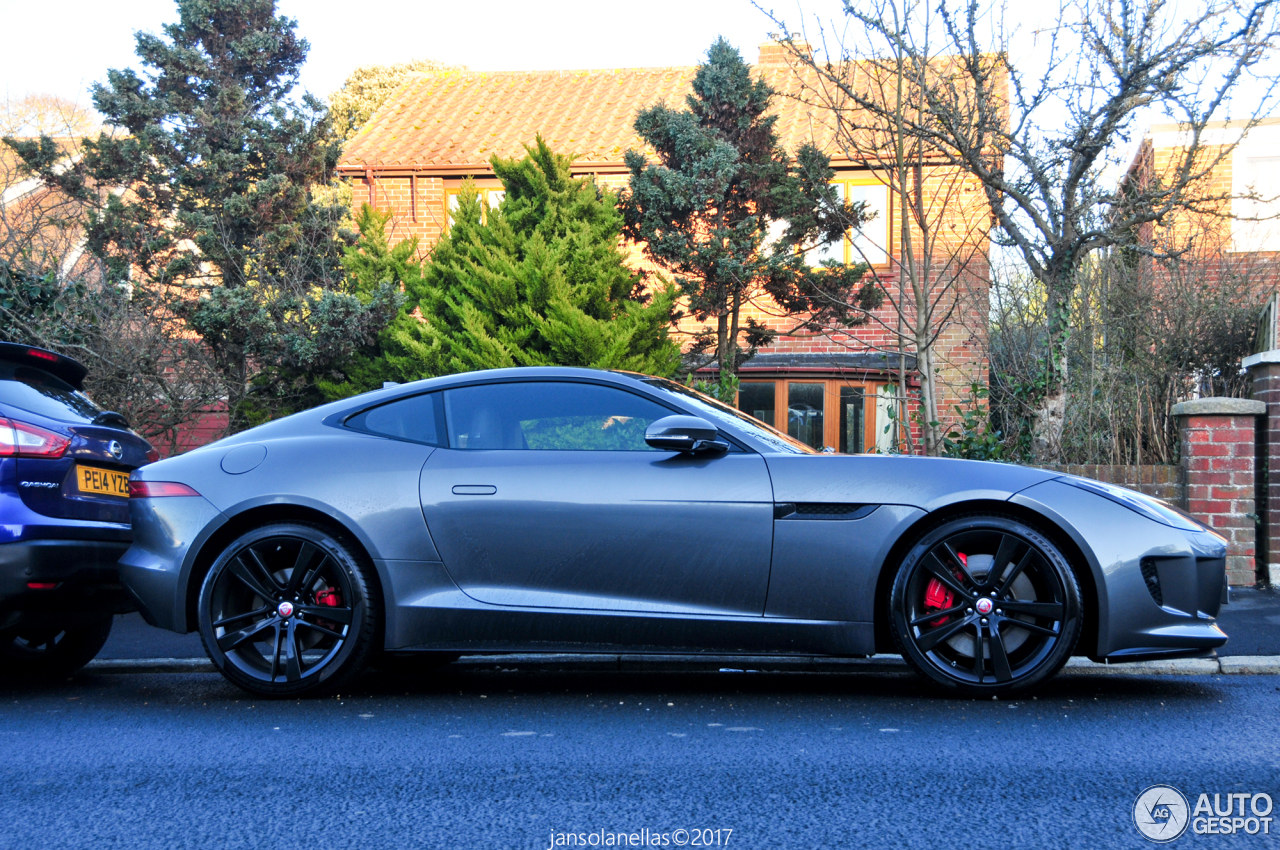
<box><xmin>0</xmin><ymin>664</ymin><xmax>1235</xmax><ymax>708</ymax></box>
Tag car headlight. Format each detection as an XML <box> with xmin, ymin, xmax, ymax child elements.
<box><xmin>1059</xmin><ymin>475</ymin><xmax>1206</xmax><ymax>532</ymax></box>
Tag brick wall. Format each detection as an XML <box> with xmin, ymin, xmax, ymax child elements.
<box><xmin>1033</xmin><ymin>463</ymin><xmax>1183</xmax><ymax>504</ymax></box>
<box><xmin>1172</xmin><ymin>398</ymin><xmax>1265</xmax><ymax>586</ymax></box>
<box><xmin>151</xmin><ymin>406</ymin><xmax>229</xmax><ymax>458</ymax></box>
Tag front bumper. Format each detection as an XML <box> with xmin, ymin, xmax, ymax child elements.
<box><xmin>0</xmin><ymin>536</ymin><xmax>135</xmax><ymax>625</ymax></box>
<box><xmin>1012</xmin><ymin>480</ymin><xmax>1229</xmax><ymax>659</ymax></box>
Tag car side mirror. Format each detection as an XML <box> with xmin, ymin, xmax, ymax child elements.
<box><xmin>645</xmin><ymin>415</ymin><xmax>729</xmax><ymax>454</ymax></box>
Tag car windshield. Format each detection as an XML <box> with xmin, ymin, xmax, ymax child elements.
<box><xmin>641</xmin><ymin>377</ymin><xmax>818</xmax><ymax>454</ymax></box>
<box><xmin>0</xmin><ymin>361</ymin><xmax>102</xmax><ymax>423</ymax></box>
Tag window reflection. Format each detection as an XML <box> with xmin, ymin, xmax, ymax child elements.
<box><xmin>737</xmin><ymin>382</ymin><xmax>775</xmax><ymax>427</ymax></box>
<box><xmin>787</xmin><ymin>382</ymin><xmax>825</xmax><ymax>450</ymax></box>
<box><xmin>839</xmin><ymin>386</ymin><xmax>865</xmax><ymax>454</ymax></box>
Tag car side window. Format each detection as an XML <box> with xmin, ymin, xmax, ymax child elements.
<box><xmin>346</xmin><ymin>393</ymin><xmax>444</xmax><ymax>445</ymax></box>
<box><xmin>443</xmin><ymin>382</ymin><xmax>671</xmax><ymax>451</ymax></box>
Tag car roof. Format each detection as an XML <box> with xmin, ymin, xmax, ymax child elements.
<box><xmin>0</xmin><ymin>342</ymin><xmax>88</xmax><ymax>389</ymax></box>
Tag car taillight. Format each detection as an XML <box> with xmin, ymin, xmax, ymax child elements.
<box><xmin>145</xmin><ymin>448</ymin><xmax>161</xmax><ymax>463</ymax></box>
<box><xmin>0</xmin><ymin>417</ymin><xmax>71</xmax><ymax>459</ymax></box>
<box><xmin>128</xmin><ymin>480</ymin><xmax>200</xmax><ymax>498</ymax></box>
<box><xmin>25</xmin><ymin>348</ymin><xmax>58</xmax><ymax>363</ymax></box>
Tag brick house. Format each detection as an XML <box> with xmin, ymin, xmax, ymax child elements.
<box><xmin>335</xmin><ymin>42</ymin><xmax>995</xmax><ymax>453</ymax></box>
<box><xmin>1125</xmin><ymin>117</ymin><xmax>1280</xmax><ymax>297</ymax></box>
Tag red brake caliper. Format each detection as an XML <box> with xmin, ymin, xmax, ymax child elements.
<box><xmin>314</xmin><ymin>587</ymin><xmax>342</xmax><ymax>630</ymax></box>
<box><xmin>923</xmin><ymin>552</ymin><xmax>966</xmax><ymax>626</ymax></box>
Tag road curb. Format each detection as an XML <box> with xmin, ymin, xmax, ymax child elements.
<box><xmin>1062</xmin><ymin>657</ymin><xmax>1223</xmax><ymax>675</ymax></box>
<box><xmin>87</xmin><ymin>657</ymin><xmax>216</xmax><ymax>674</ymax></box>
<box><xmin>84</xmin><ymin>654</ymin><xmax>1280</xmax><ymax>676</ymax></box>
<box><xmin>1218</xmin><ymin>655</ymin><xmax>1280</xmax><ymax>675</ymax></box>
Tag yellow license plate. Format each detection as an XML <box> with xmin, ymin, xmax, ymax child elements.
<box><xmin>76</xmin><ymin>465</ymin><xmax>130</xmax><ymax>498</ymax></box>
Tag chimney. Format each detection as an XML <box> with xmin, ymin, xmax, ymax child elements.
<box><xmin>758</xmin><ymin>37</ymin><xmax>812</xmax><ymax>67</ymax></box>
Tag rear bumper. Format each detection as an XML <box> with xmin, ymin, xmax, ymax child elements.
<box><xmin>0</xmin><ymin>537</ymin><xmax>135</xmax><ymax>619</ymax></box>
<box><xmin>118</xmin><ymin>494</ymin><xmax>225</xmax><ymax>632</ymax></box>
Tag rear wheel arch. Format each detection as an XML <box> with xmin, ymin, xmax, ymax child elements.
<box><xmin>183</xmin><ymin>503</ymin><xmax>385</xmax><ymax>641</ymax></box>
<box><xmin>872</xmin><ymin>499</ymin><xmax>1099</xmax><ymax>657</ymax></box>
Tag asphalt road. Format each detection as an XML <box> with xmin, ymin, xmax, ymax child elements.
<box><xmin>2</xmin><ymin>666</ymin><xmax>1278</xmax><ymax>849</ymax></box>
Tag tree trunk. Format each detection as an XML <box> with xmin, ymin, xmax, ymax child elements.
<box><xmin>716</xmin><ymin>309</ymin><xmax>732</xmax><ymax>381</ymax></box>
<box><xmin>915</xmin><ymin>324</ymin><xmax>941</xmax><ymax>456</ymax></box>
<box><xmin>1032</xmin><ymin>277</ymin><xmax>1072</xmax><ymax>463</ymax></box>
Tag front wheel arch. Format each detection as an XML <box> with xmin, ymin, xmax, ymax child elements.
<box><xmin>872</xmin><ymin>499</ymin><xmax>1099</xmax><ymax>657</ymax></box>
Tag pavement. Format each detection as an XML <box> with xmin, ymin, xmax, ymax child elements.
<box><xmin>2</xmin><ymin>665</ymin><xmax>1278</xmax><ymax>849</ymax></box>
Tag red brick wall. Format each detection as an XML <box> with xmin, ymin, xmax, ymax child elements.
<box><xmin>1176</xmin><ymin>401</ymin><xmax>1263</xmax><ymax>586</ymax></box>
<box><xmin>151</xmin><ymin>406</ymin><xmax>229</xmax><ymax>458</ymax></box>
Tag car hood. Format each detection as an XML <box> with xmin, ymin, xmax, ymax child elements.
<box><xmin>763</xmin><ymin>454</ymin><xmax>1059</xmax><ymax>512</ymax></box>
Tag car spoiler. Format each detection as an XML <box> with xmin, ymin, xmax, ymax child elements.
<box><xmin>0</xmin><ymin>342</ymin><xmax>89</xmax><ymax>389</ymax></box>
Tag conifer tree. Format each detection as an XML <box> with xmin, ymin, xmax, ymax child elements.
<box><xmin>623</xmin><ymin>38</ymin><xmax>880</xmax><ymax>395</ymax></box>
<box><xmin>384</xmin><ymin>137</ymin><xmax>681</xmax><ymax>380</ymax></box>
<box><xmin>7</xmin><ymin>0</ymin><xmax>397</xmax><ymax>429</ymax></box>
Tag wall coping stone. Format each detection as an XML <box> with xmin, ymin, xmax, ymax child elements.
<box><xmin>1171</xmin><ymin>397</ymin><xmax>1266</xmax><ymax>417</ymax></box>
<box><xmin>1242</xmin><ymin>350</ymin><xmax>1280</xmax><ymax>369</ymax></box>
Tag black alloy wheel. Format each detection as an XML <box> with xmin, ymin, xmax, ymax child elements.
<box><xmin>197</xmin><ymin>522</ymin><xmax>379</xmax><ymax>698</ymax></box>
<box><xmin>889</xmin><ymin>514</ymin><xmax>1082</xmax><ymax>696</ymax></box>
<box><xmin>0</xmin><ymin>614</ymin><xmax>113</xmax><ymax>677</ymax></box>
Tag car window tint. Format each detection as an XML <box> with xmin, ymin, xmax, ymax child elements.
<box><xmin>347</xmin><ymin>393</ymin><xmax>443</xmax><ymax>445</ymax></box>
<box><xmin>0</xmin><ymin>361</ymin><xmax>101</xmax><ymax>423</ymax></box>
<box><xmin>443</xmin><ymin>382</ymin><xmax>671</xmax><ymax>451</ymax></box>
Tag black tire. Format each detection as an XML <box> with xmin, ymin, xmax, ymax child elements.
<box><xmin>889</xmin><ymin>514</ymin><xmax>1082</xmax><ymax>697</ymax></box>
<box><xmin>0</xmin><ymin>614</ymin><xmax>114</xmax><ymax>677</ymax></box>
<box><xmin>197</xmin><ymin>522</ymin><xmax>379</xmax><ymax>698</ymax></box>
<box><xmin>370</xmin><ymin>651</ymin><xmax>461</xmax><ymax>674</ymax></box>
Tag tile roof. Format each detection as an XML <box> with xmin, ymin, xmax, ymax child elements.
<box><xmin>337</xmin><ymin>57</ymin><xmax>849</xmax><ymax>173</ymax></box>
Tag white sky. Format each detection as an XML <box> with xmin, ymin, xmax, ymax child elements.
<box><xmin>0</xmin><ymin>0</ymin><xmax>829</xmax><ymax>107</ymax></box>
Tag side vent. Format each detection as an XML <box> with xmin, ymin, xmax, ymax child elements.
<box><xmin>1140</xmin><ymin>557</ymin><xmax>1163</xmax><ymax>607</ymax></box>
<box><xmin>775</xmin><ymin>503</ymin><xmax>877</xmax><ymax>521</ymax></box>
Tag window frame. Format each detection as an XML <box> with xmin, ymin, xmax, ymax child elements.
<box><xmin>735</xmin><ymin>377</ymin><xmax>880</xmax><ymax>453</ymax></box>
<box><xmin>829</xmin><ymin>174</ymin><xmax>893</xmax><ymax>269</ymax></box>
<box><xmin>443</xmin><ymin>183</ymin><xmax>506</xmax><ymax>229</ymax></box>
<box><xmin>439</xmin><ymin>379</ymin><xmax>697</xmax><ymax>453</ymax></box>
<box><xmin>342</xmin><ymin>391</ymin><xmax>448</xmax><ymax>447</ymax></box>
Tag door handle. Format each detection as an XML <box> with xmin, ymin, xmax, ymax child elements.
<box><xmin>452</xmin><ymin>485</ymin><xmax>497</xmax><ymax>495</ymax></box>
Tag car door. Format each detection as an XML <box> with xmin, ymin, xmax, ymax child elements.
<box><xmin>419</xmin><ymin>379</ymin><xmax>775</xmax><ymax>616</ymax></box>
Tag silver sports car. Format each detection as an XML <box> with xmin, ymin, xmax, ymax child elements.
<box><xmin>119</xmin><ymin>368</ymin><xmax>1229</xmax><ymax>698</ymax></box>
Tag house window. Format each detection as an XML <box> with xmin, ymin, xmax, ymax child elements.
<box><xmin>787</xmin><ymin>382</ymin><xmax>825</xmax><ymax>450</ymax></box>
<box><xmin>738</xmin><ymin>382</ymin><xmax>776</xmax><ymax>425</ymax></box>
<box><xmin>445</xmin><ymin>186</ymin><xmax>506</xmax><ymax>226</ymax></box>
<box><xmin>734</xmin><ymin>378</ymin><xmax>877</xmax><ymax>453</ymax></box>
<box><xmin>806</xmin><ymin>177</ymin><xmax>891</xmax><ymax>267</ymax></box>
<box><xmin>839</xmin><ymin>386</ymin><xmax>865</xmax><ymax>454</ymax></box>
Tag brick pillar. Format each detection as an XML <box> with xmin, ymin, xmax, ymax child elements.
<box><xmin>1172</xmin><ymin>397</ymin><xmax>1265</xmax><ymax>587</ymax></box>
<box><xmin>1244</xmin><ymin>351</ymin><xmax>1280</xmax><ymax>587</ymax></box>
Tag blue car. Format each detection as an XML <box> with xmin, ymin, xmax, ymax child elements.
<box><xmin>0</xmin><ymin>343</ymin><xmax>157</xmax><ymax>676</ymax></box>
